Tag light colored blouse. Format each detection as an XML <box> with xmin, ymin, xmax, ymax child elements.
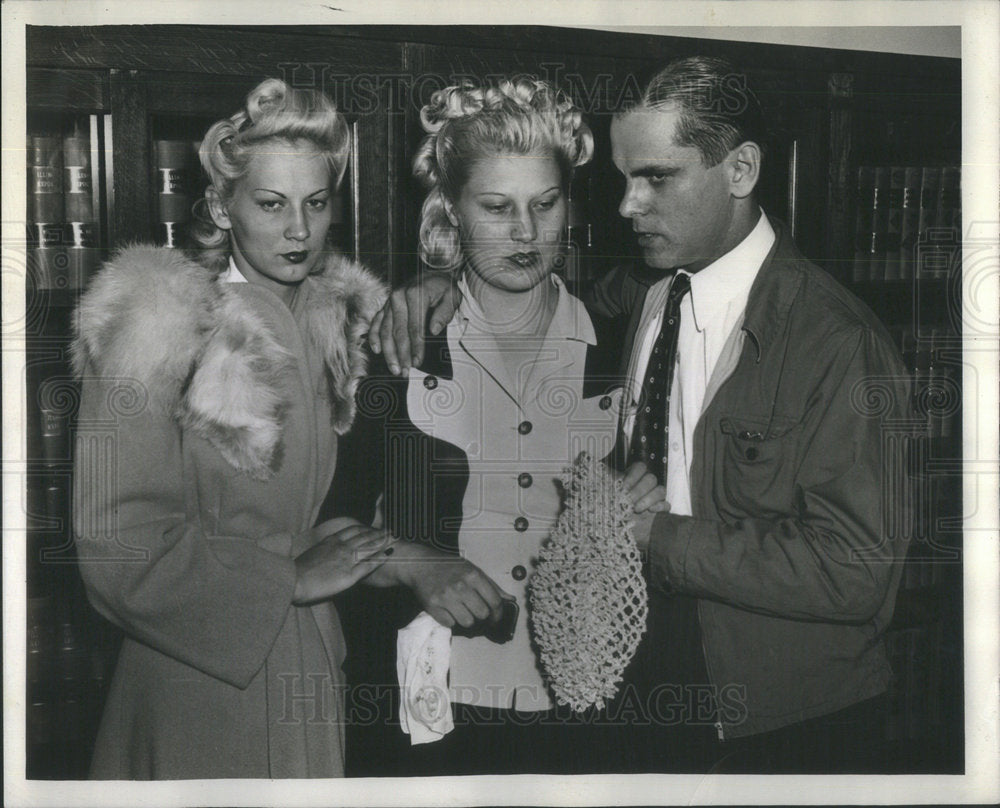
<box><xmin>405</xmin><ymin>275</ymin><xmax>623</xmax><ymax>711</ymax></box>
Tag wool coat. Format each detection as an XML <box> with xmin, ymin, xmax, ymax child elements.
<box><xmin>71</xmin><ymin>245</ymin><xmax>386</xmax><ymax>779</ymax></box>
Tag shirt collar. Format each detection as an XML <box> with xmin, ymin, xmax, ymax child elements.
<box><xmin>456</xmin><ymin>272</ymin><xmax>596</xmax><ymax>345</ymax></box>
<box><xmin>686</xmin><ymin>211</ymin><xmax>775</xmax><ymax>332</ymax></box>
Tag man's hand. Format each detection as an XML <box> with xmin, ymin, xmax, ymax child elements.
<box><xmin>293</xmin><ymin>518</ymin><xmax>394</xmax><ymax>605</ymax></box>
<box><xmin>620</xmin><ymin>462</ymin><xmax>669</xmax><ymax>514</ymax></box>
<box><xmin>368</xmin><ymin>272</ymin><xmax>461</xmax><ymax>374</ymax></box>
<box><xmin>631</xmin><ymin>509</ymin><xmax>661</xmax><ymax>553</ymax></box>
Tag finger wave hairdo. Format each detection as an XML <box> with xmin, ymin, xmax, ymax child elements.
<box><xmin>624</xmin><ymin>56</ymin><xmax>768</xmax><ymax>168</ymax></box>
<box><xmin>413</xmin><ymin>78</ymin><xmax>594</xmax><ymax>270</ymax></box>
<box><xmin>192</xmin><ymin>78</ymin><xmax>350</xmax><ymax>269</ymax></box>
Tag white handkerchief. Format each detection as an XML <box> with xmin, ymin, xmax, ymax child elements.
<box><xmin>396</xmin><ymin>611</ymin><xmax>454</xmax><ymax>745</ymax></box>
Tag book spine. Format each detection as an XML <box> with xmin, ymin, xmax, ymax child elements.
<box><xmin>938</xmin><ymin>165</ymin><xmax>961</xmax><ymax>236</ymax></box>
<box><xmin>852</xmin><ymin>166</ymin><xmax>875</xmax><ymax>283</ymax></box>
<box><xmin>63</xmin><ymin>125</ymin><xmax>99</xmax><ymax>289</ymax></box>
<box><xmin>914</xmin><ymin>334</ymin><xmax>933</xmax><ymax>440</ymax></box>
<box><xmin>27</xmin><ymin>135</ymin><xmax>66</xmax><ymax>290</ymax></box>
<box><xmin>899</xmin><ymin>167</ymin><xmax>921</xmax><ymax>281</ymax></box>
<box><xmin>884</xmin><ymin>166</ymin><xmax>905</xmax><ymax>281</ymax></box>
<box><xmin>39</xmin><ymin>405</ymin><xmax>69</xmax><ymax>468</ymax></box>
<box><xmin>933</xmin><ymin>327</ymin><xmax>958</xmax><ymax>441</ymax></box>
<box><xmin>926</xmin><ymin>328</ymin><xmax>942</xmax><ymax>440</ymax></box>
<box><xmin>868</xmin><ymin>167</ymin><xmax>889</xmax><ymax>281</ymax></box>
<box><xmin>916</xmin><ymin>166</ymin><xmax>941</xmax><ymax>280</ymax></box>
<box><xmin>937</xmin><ymin>165</ymin><xmax>961</xmax><ymax>280</ymax></box>
<box><xmin>26</xmin><ymin>595</ymin><xmax>55</xmax><ymax>754</ymax></box>
<box><xmin>155</xmin><ymin>140</ymin><xmax>193</xmax><ymax>248</ymax></box>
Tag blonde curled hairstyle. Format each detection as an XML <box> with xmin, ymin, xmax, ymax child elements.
<box><xmin>413</xmin><ymin>78</ymin><xmax>594</xmax><ymax>270</ymax></box>
<box><xmin>192</xmin><ymin>78</ymin><xmax>350</xmax><ymax>269</ymax></box>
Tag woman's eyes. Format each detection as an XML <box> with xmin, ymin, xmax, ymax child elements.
<box><xmin>482</xmin><ymin>198</ymin><xmax>559</xmax><ymax>214</ymax></box>
<box><xmin>255</xmin><ymin>198</ymin><xmax>328</xmax><ymax>212</ymax></box>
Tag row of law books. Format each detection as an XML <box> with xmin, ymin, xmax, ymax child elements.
<box><xmin>154</xmin><ymin>139</ymin><xmax>199</xmax><ymax>248</ymax></box>
<box><xmin>888</xmin><ymin>325</ymin><xmax>962</xmax><ymax>440</ymax></box>
<box><xmin>27</xmin><ymin>123</ymin><xmax>101</xmax><ymax>290</ymax></box>
<box><xmin>27</xmin><ymin>590</ymin><xmax>116</xmax><ymax>768</ymax></box>
<box><xmin>853</xmin><ymin>165</ymin><xmax>961</xmax><ymax>283</ymax></box>
<box><xmin>27</xmin><ymin>132</ymin><xmax>200</xmax><ymax>293</ymax></box>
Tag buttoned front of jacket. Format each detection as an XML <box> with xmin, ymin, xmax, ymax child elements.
<box><xmin>404</xmin><ymin>282</ymin><xmax>623</xmax><ymax>711</ymax></box>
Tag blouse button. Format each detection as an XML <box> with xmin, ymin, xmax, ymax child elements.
<box><xmin>423</xmin><ymin>375</ymin><xmax>438</xmax><ymax>390</ymax></box>
<box><xmin>514</xmin><ymin>517</ymin><xmax>529</xmax><ymax>532</ymax></box>
<box><xmin>518</xmin><ymin>472</ymin><xmax>533</xmax><ymax>488</ymax></box>
<box><xmin>599</xmin><ymin>395</ymin><xmax>612</xmax><ymax>410</ymax></box>
<box><xmin>511</xmin><ymin>565</ymin><xmax>527</xmax><ymax>581</ymax></box>
<box><xmin>745</xmin><ymin>447</ymin><xmax>759</xmax><ymax>461</ymax></box>
<box><xmin>517</xmin><ymin>420</ymin><xmax>533</xmax><ymax>435</ymax></box>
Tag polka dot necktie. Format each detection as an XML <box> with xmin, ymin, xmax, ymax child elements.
<box><xmin>628</xmin><ymin>271</ymin><xmax>691</xmax><ymax>485</ymax></box>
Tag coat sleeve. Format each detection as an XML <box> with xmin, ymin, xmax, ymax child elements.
<box><xmin>647</xmin><ymin>325</ymin><xmax>912</xmax><ymax>625</ymax></box>
<box><xmin>72</xmin><ymin>366</ymin><xmax>299</xmax><ymax>689</ymax></box>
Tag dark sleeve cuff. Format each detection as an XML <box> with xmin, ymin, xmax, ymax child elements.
<box><xmin>647</xmin><ymin>512</ymin><xmax>693</xmax><ymax>595</ymax></box>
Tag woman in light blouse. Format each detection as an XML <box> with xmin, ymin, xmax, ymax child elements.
<box><xmin>329</xmin><ymin>77</ymin><xmax>663</xmax><ymax>775</ymax></box>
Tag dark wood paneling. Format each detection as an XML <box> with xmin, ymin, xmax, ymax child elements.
<box><xmin>354</xmin><ymin>111</ymin><xmax>395</xmax><ymax>281</ymax></box>
<box><xmin>792</xmin><ymin>105</ymin><xmax>829</xmax><ymax>267</ymax></box>
<box><xmin>108</xmin><ymin>69</ymin><xmax>151</xmax><ymax>244</ymax></box>
<box><xmin>27</xmin><ymin>25</ymin><xmax>402</xmax><ymax>77</ymax></box>
<box><xmin>26</xmin><ymin>67</ymin><xmax>107</xmax><ymax>110</ymax></box>
<box><xmin>825</xmin><ymin>73</ymin><xmax>855</xmax><ymax>279</ymax></box>
<box><xmin>271</xmin><ymin>25</ymin><xmax>960</xmax><ymax>81</ymax></box>
<box><xmin>142</xmin><ymin>71</ymin><xmax>262</xmax><ymax>115</ymax></box>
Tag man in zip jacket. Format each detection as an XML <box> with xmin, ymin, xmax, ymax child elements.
<box><xmin>370</xmin><ymin>56</ymin><xmax>912</xmax><ymax>773</ymax></box>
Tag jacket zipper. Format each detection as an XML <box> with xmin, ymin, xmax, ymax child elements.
<box><xmin>697</xmin><ymin>605</ymin><xmax>725</xmax><ymax>742</ymax></box>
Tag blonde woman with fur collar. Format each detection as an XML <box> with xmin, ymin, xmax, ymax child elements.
<box><xmin>72</xmin><ymin>79</ymin><xmax>390</xmax><ymax>779</ymax></box>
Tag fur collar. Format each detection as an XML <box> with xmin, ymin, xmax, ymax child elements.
<box><xmin>72</xmin><ymin>245</ymin><xmax>387</xmax><ymax>479</ymax></box>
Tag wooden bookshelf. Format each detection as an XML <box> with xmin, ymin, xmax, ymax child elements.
<box><xmin>25</xmin><ymin>23</ymin><xmax>963</xmax><ymax>777</ymax></box>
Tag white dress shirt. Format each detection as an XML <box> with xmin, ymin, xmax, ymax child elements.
<box><xmin>624</xmin><ymin>212</ymin><xmax>776</xmax><ymax>517</ymax></box>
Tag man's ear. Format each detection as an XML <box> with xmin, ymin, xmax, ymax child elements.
<box><xmin>206</xmin><ymin>186</ymin><xmax>233</xmax><ymax>231</ymax></box>
<box><xmin>728</xmin><ymin>141</ymin><xmax>762</xmax><ymax>200</ymax></box>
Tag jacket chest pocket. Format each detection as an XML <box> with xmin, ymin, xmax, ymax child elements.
<box><xmin>717</xmin><ymin>415</ymin><xmax>803</xmax><ymax>519</ymax></box>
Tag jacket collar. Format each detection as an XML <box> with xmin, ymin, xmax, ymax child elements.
<box><xmin>739</xmin><ymin>216</ymin><xmax>804</xmax><ymax>363</ymax></box>
<box><xmin>453</xmin><ymin>273</ymin><xmax>595</xmax><ymax>404</ymax></box>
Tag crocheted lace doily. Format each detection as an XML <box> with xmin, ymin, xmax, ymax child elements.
<box><xmin>529</xmin><ymin>452</ymin><xmax>649</xmax><ymax>712</ymax></box>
